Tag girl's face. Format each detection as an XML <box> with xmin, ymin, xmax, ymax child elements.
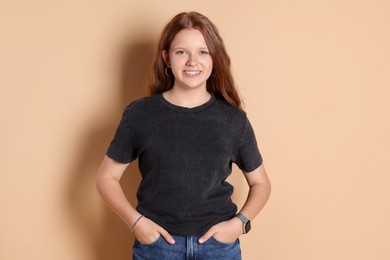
<box><xmin>163</xmin><ymin>29</ymin><xmax>213</xmax><ymax>92</ymax></box>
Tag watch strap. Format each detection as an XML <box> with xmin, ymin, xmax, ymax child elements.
<box><xmin>235</xmin><ymin>213</ymin><xmax>251</xmax><ymax>234</ymax></box>
<box><xmin>235</xmin><ymin>213</ymin><xmax>249</xmax><ymax>224</ymax></box>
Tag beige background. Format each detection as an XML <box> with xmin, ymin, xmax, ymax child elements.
<box><xmin>1</xmin><ymin>0</ymin><xmax>389</xmax><ymax>259</ymax></box>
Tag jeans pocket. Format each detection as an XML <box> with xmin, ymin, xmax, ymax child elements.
<box><xmin>210</xmin><ymin>235</ymin><xmax>238</xmax><ymax>246</ymax></box>
<box><xmin>135</xmin><ymin>234</ymin><xmax>162</xmax><ymax>247</ymax></box>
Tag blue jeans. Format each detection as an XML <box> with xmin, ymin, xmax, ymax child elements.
<box><xmin>133</xmin><ymin>234</ymin><xmax>241</xmax><ymax>260</ymax></box>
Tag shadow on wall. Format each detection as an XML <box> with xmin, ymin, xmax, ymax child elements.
<box><xmin>66</xmin><ymin>36</ymin><xmax>156</xmax><ymax>260</ymax></box>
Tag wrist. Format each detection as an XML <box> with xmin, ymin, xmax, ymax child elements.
<box><xmin>125</xmin><ymin>210</ymin><xmax>143</xmax><ymax>228</ymax></box>
<box><xmin>131</xmin><ymin>214</ymin><xmax>144</xmax><ymax>232</ymax></box>
<box><xmin>235</xmin><ymin>213</ymin><xmax>251</xmax><ymax>234</ymax></box>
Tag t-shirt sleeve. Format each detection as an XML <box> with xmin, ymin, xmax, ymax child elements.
<box><xmin>235</xmin><ymin>116</ymin><xmax>263</xmax><ymax>172</ymax></box>
<box><xmin>106</xmin><ymin>108</ymin><xmax>138</xmax><ymax>164</ymax></box>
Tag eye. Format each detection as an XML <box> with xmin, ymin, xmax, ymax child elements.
<box><xmin>200</xmin><ymin>50</ymin><xmax>209</xmax><ymax>55</ymax></box>
<box><xmin>175</xmin><ymin>50</ymin><xmax>186</xmax><ymax>55</ymax></box>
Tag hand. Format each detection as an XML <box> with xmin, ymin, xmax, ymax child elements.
<box><xmin>132</xmin><ymin>216</ymin><xmax>175</xmax><ymax>244</ymax></box>
<box><xmin>198</xmin><ymin>217</ymin><xmax>242</xmax><ymax>244</ymax></box>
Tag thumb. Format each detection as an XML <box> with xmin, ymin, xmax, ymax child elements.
<box><xmin>198</xmin><ymin>228</ymin><xmax>215</xmax><ymax>244</ymax></box>
<box><xmin>159</xmin><ymin>228</ymin><xmax>175</xmax><ymax>245</ymax></box>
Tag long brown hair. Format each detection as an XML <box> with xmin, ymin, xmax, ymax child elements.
<box><xmin>148</xmin><ymin>12</ymin><xmax>242</xmax><ymax>108</ymax></box>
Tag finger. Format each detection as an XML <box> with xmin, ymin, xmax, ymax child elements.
<box><xmin>198</xmin><ymin>228</ymin><xmax>215</xmax><ymax>244</ymax></box>
<box><xmin>159</xmin><ymin>228</ymin><xmax>175</xmax><ymax>244</ymax></box>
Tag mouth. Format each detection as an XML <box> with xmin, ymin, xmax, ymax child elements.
<box><xmin>184</xmin><ymin>70</ymin><xmax>201</xmax><ymax>75</ymax></box>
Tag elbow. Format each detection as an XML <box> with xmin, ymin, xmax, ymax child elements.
<box><xmin>95</xmin><ymin>169</ymin><xmax>120</xmax><ymax>193</ymax></box>
<box><xmin>257</xmin><ymin>177</ymin><xmax>272</xmax><ymax>198</ymax></box>
<box><xmin>263</xmin><ymin>175</ymin><xmax>272</xmax><ymax>195</ymax></box>
<box><xmin>266</xmin><ymin>176</ymin><xmax>272</xmax><ymax>190</ymax></box>
<box><xmin>95</xmin><ymin>170</ymin><xmax>111</xmax><ymax>194</ymax></box>
<box><xmin>95</xmin><ymin>172</ymin><xmax>104</xmax><ymax>194</ymax></box>
<box><xmin>267</xmin><ymin>181</ymin><xmax>272</xmax><ymax>197</ymax></box>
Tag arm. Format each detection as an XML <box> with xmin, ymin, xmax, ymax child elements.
<box><xmin>199</xmin><ymin>163</ymin><xmax>271</xmax><ymax>243</ymax></box>
<box><xmin>238</xmin><ymin>163</ymin><xmax>272</xmax><ymax>220</ymax></box>
<box><xmin>95</xmin><ymin>155</ymin><xmax>175</xmax><ymax>244</ymax></box>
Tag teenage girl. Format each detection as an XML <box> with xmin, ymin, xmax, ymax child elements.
<box><xmin>96</xmin><ymin>11</ymin><xmax>271</xmax><ymax>260</ymax></box>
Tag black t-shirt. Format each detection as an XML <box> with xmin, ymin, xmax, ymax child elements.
<box><xmin>106</xmin><ymin>93</ymin><xmax>263</xmax><ymax>236</ymax></box>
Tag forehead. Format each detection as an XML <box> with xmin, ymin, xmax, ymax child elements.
<box><xmin>170</xmin><ymin>29</ymin><xmax>208</xmax><ymax>48</ymax></box>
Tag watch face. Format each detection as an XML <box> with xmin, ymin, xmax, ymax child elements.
<box><xmin>244</xmin><ymin>220</ymin><xmax>251</xmax><ymax>234</ymax></box>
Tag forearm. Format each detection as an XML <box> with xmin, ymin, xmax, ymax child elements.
<box><xmin>95</xmin><ymin>175</ymin><xmax>140</xmax><ymax>228</ymax></box>
<box><xmin>239</xmin><ymin>182</ymin><xmax>271</xmax><ymax>220</ymax></box>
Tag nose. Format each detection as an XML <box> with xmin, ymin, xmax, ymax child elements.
<box><xmin>186</xmin><ymin>53</ymin><xmax>198</xmax><ymax>66</ymax></box>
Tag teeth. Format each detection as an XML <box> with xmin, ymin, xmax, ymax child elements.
<box><xmin>185</xmin><ymin>71</ymin><xmax>200</xmax><ymax>75</ymax></box>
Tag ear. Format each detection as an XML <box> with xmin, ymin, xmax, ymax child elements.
<box><xmin>162</xmin><ymin>50</ymin><xmax>171</xmax><ymax>67</ymax></box>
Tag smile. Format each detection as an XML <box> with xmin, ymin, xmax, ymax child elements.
<box><xmin>184</xmin><ymin>70</ymin><xmax>201</xmax><ymax>75</ymax></box>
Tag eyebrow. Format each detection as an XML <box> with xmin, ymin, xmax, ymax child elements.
<box><xmin>172</xmin><ymin>46</ymin><xmax>209</xmax><ymax>50</ymax></box>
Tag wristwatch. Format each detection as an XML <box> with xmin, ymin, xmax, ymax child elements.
<box><xmin>235</xmin><ymin>213</ymin><xmax>251</xmax><ymax>234</ymax></box>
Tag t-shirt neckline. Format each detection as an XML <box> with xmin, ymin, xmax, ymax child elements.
<box><xmin>157</xmin><ymin>92</ymin><xmax>216</xmax><ymax>113</ymax></box>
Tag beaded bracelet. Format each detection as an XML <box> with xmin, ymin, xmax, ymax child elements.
<box><xmin>131</xmin><ymin>215</ymin><xmax>144</xmax><ymax>232</ymax></box>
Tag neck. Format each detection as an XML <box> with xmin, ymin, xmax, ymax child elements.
<box><xmin>163</xmin><ymin>87</ymin><xmax>211</xmax><ymax>108</ymax></box>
